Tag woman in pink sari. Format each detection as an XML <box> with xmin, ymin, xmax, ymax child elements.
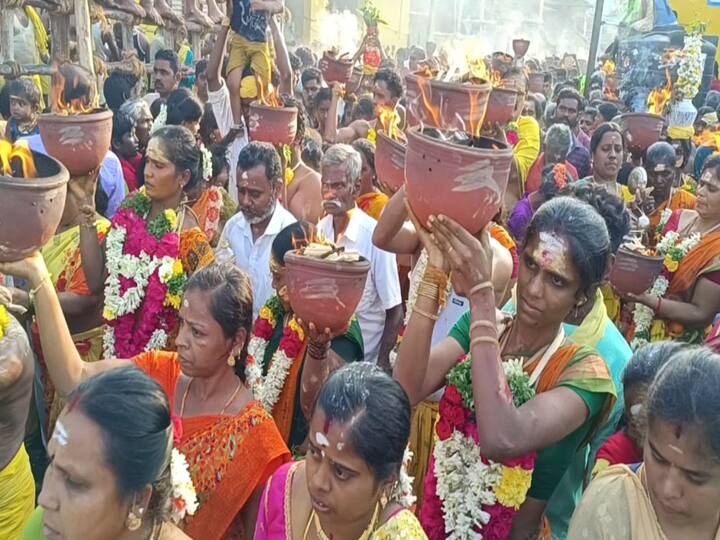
<box><xmin>255</xmin><ymin>363</ymin><xmax>427</xmax><ymax>539</ymax></box>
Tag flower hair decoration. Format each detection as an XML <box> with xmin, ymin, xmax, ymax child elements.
<box><xmin>552</xmin><ymin>163</ymin><xmax>568</xmax><ymax>190</ymax></box>
<box><xmin>199</xmin><ymin>143</ymin><xmax>213</xmax><ymax>184</ymax></box>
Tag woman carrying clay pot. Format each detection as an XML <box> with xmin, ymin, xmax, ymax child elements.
<box><xmin>394</xmin><ymin>197</ymin><xmax>616</xmax><ymax>539</ymax></box>
<box><xmin>3</xmin><ymin>257</ymin><xmax>290</xmax><ymax>540</ymax></box>
<box><xmin>79</xmin><ymin>125</ymin><xmax>215</xmax><ymax>359</ymax></box>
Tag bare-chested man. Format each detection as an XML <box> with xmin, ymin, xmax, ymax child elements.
<box><xmin>0</xmin><ymin>300</ymin><xmax>35</xmax><ymax>538</ymax></box>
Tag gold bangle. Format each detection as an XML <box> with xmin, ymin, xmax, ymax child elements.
<box><xmin>29</xmin><ymin>273</ymin><xmax>51</xmax><ymax>306</ymax></box>
<box><xmin>416</xmin><ymin>291</ymin><xmax>440</xmax><ymax>304</ymax></box>
<box><xmin>470</xmin><ymin>336</ymin><xmax>499</xmax><ymax>348</ymax></box>
<box><xmin>414</xmin><ymin>307</ymin><xmax>439</xmax><ymax>321</ymax></box>
<box><xmin>423</xmin><ymin>266</ymin><xmax>449</xmax><ymax>289</ymax></box>
<box><xmin>470</xmin><ymin>320</ymin><xmax>496</xmax><ymax>333</ymax></box>
<box><xmin>469</xmin><ymin>281</ymin><xmax>494</xmax><ymax>297</ymax></box>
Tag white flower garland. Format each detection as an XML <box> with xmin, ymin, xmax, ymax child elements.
<box><xmin>433</xmin><ymin>430</ymin><xmax>503</xmax><ymax>539</ymax></box>
<box><xmin>199</xmin><ymin>143</ymin><xmax>213</xmax><ymax>184</ymax></box>
<box><xmin>391</xmin><ymin>447</ymin><xmax>417</xmax><ymax>508</ymax></box>
<box><xmin>170</xmin><ymin>448</ymin><xmax>199</xmax><ymax>524</ymax></box>
<box><xmin>630</xmin><ymin>230</ymin><xmax>702</xmax><ymax>349</ymax></box>
<box><xmin>676</xmin><ymin>33</ymin><xmax>704</xmax><ymax>101</ymax></box>
<box><xmin>151</xmin><ymin>103</ymin><xmax>167</xmax><ymax>134</ymax></box>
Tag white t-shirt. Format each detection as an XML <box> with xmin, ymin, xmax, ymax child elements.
<box><xmin>215</xmin><ymin>204</ymin><xmax>296</xmax><ymax>319</ymax></box>
<box><xmin>317</xmin><ymin>208</ymin><xmax>402</xmax><ymax>363</ymax></box>
<box><xmin>207</xmin><ymin>81</ymin><xmax>249</xmax><ymax>204</ymax></box>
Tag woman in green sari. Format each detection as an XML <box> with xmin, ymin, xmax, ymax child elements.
<box><xmin>246</xmin><ymin>222</ymin><xmax>364</xmax><ymax>451</ymax></box>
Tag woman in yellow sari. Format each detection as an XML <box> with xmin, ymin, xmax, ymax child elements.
<box><xmin>569</xmin><ymin>346</ymin><xmax>720</xmax><ymax>539</ymax></box>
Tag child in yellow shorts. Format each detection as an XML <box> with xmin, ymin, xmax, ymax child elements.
<box><xmin>226</xmin><ymin>0</ymin><xmax>284</xmax><ymax>127</ymax></box>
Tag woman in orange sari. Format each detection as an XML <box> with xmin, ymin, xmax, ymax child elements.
<box><xmin>4</xmin><ymin>257</ymin><xmax>290</xmax><ymax>540</ymax></box>
<box><xmin>352</xmin><ymin>138</ymin><xmax>389</xmax><ymax>220</ymax></box>
<box><xmin>624</xmin><ymin>156</ymin><xmax>720</xmax><ymax>347</ymax></box>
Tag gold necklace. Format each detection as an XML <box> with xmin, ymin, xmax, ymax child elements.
<box><xmin>179</xmin><ymin>377</ymin><xmax>243</xmax><ymax>417</ymax></box>
<box><xmin>303</xmin><ymin>503</ymin><xmax>380</xmax><ymax>540</ymax></box>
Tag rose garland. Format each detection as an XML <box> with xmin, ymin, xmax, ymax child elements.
<box><xmin>422</xmin><ymin>358</ymin><xmax>536</xmax><ymax>540</ymax></box>
<box><xmin>631</xmin><ymin>228</ymin><xmax>702</xmax><ymax>349</ymax></box>
<box><xmin>246</xmin><ymin>296</ymin><xmax>306</xmax><ymax>412</ymax></box>
<box><xmin>103</xmin><ymin>189</ymin><xmax>187</xmax><ymax>358</ymax></box>
<box><xmin>201</xmin><ymin>186</ymin><xmax>223</xmax><ymax>242</ymax></box>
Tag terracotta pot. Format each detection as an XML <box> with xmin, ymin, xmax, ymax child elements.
<box><xmin>405</xmin><ymin>74</ymin><xmax>492</xmax><ymax>132</ymax></box>
<box><xmin>609</xmin><ymin>248</ymin><xmax>665</xmax><ymax>295</ymax></box>
<box><xmin>248</xmin><ymin>102</ymin><xmax>298</xmax><ymax>146</ymax></box>
<box><xmin>404</xmin><ymin>127</ymin><xmax>513</xmax><ymax>234</ymax></box>
<box><xmin>513</xmin><ymin>39</ymin><xmax>530</xmax><ymax>58</ymax></box>
<box><xmin>0</xmin><ymin>151</ymin><xmax>68</xmax><ymax>262</ymax></box>
<box><xmin>618</xmin><ymin>113</ymin><xmax>664</xmax><ymax>155</ymax></box>
<box><xmin>528</xmin><ymin>72</ymin><xmax>545</xmax><ymax>94</ymax></box>
<box><xmin>284</xmin><ymin>252</ymin><xmax>370</xmax><ymax>334</ymax></box>
<box><xmin>375</xmin><ymin>131</ymin><xmax>406</xmax><ymax>193</ymax></box>
<box><xmin>38</xmin><ymin>110</ymin><xmax>112</xmax><ymax>176</ymax></box>
<box><xmin>320</xmin><ymin>52</ymin><xmax>354</xmax><ymax>85</ymax></box>
<box><xmin>482</xmin><ymin>88</ymin><xmax>519</xmax><ymax>127</ymax></box>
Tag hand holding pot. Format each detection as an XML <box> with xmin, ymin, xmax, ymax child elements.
<box><xmin>404</xmin><ymin>200</ymin><xmax>447</xmax><ymax>272</ymax></box>
<box><xmin>0</xmin><ymin>252</ymin><xmax>48</xmax><ymax>286</ymax></box>
<box><xmin>430</xmin><ymin>215</ymin><xmax>493</xmax><ymax>298</ymax></box>
<box><xmin>297</xmin><ymin>318</ymin><xmax>348</xmax><ymax>359</ymax></box>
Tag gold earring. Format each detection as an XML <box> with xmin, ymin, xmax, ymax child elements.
<box><xmin>227</xmin><ymin>354</ymin><xmax>236</xmax><ymax>367</ymax></box>
<box><xmin>380</xmin><ymin>491</ymin><xmax>389</xmax><ymax>508</ymax></box>
<box><xmin>126</xmin><ymin>512</ymin><xmax>142</xmax><ymax>531</ymax></box>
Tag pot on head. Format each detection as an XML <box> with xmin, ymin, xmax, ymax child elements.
<box><xmin>38</xmin><ymin>109</ymin><xmax>113</xmax><ymax>176</ymax></box>
<box><xmin>320</xmin><ymin>53</ymin><xmax>354</xmax><ymax>85</ymax></box>
<box><xmin>482</xmin><ymin>88</ymin><xmax>519</xmax><ymax>128</ymax></box>
<box><xmin>284</xmin><ymin>252</ymin><xmax>370</xmax><ymax>334</ymax></box>
<box><xmin>513</xmin><ymin>39</ymin><xmax>531</xmax><ymax>58</ymax></box>
<box><xmin>248</xmin><ymin>102</ymin><xmax>298</xmax><ymax>147</ymax></box>
<box><xmin>618</xmin><ymin>113</ymin><xmax>664</xmax><ymax>156</ymax></box>
<box><xmin>404</xmin><ymin>127</ymin><xmax>513</xmax><ymax>234</ymax></box>
<box><xmin>0</xmin><ymin>151</ymin><xmax>69</xmax><ymax>262</ymax></box>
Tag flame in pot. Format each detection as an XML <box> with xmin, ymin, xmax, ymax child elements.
<box><xmin>50</xmin><ymin>67</ymin><xmax>97</xmax><ymax>115</ymax></box>
<box><xmin>489</xmin><ymin>69</ymin><xmax>503</xmax><ymax>88</ymax></box>
<box><xmin>257</xmin><ymin>78</ymin><xmax>282</xmax><ymax>108</ymax></box>
<box><xmin>468</xmin><ymin>90</ymin><xmax>484</xmax><ymax>139</ymax></box>
<box><xmin>379</xmin><ymin>107</ymin><xmax>401</xmax><ymax>141</ymax></box>
<box><xmin>647</xmin><ymin>69</ymin><xmax>673</xmax><ymax>116</ymax></box>
<box><xmin>601</xmin><ymin>59</ymin><xmax>616</xmax><ymax>77</ymax></box>
<box><xmin>0</xmin><ymin>140</ymin><xmax>38</xmax><ymax>178</ymax></box>
<box><xmin>416</xmin><ymin>75</ymin><xmax>443</xmax><ymax>129</ymax></box>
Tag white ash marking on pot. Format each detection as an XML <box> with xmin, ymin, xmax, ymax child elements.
<box><xmin>58</xmin><ymin>126</ymin><xmax>93</xmax><ymax>148</ymax></box>
<box><xmin>299</xmin><ymin>278</ymin><xmax>346</xmax><ymax>307</ymax></box>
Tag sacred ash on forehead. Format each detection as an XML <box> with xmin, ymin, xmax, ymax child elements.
<box><xmin>534</xmin><ymin>231</ymin><xmax>572</xmax><ymax>275</ymax></box>
<box><xmin>54</xmin><ymin>420</ymin><xmax>69</xmax><ymax>447</ymax></box>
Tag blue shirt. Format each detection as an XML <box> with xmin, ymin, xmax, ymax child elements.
<box><xmin>231</xmin><ymin>0</ymin><xmax>268</xmax><ymax>42</ymax></box>
<box><xmin>567</xmin><ymin>133</ymin><xmax>592</xmax><ymax>179</ymax></box>
<box><xmin>21</xmin><ymin>134</ymin><xmax>126</xmax><ymax>218</ymax></box>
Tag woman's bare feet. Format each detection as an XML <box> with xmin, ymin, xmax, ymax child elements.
<box><xmin>185</xmin><ymin>0</ymin><xmax>214</xmax><ymax>28</ymax></box>
<box><xmin>155</xmin><ymin>0</ymin><xmax>184</xmax><ymax>26</ymax></box>
<box><xmin>140</xmin><ymin>0</ymin><xmax>164</xmax><ymax>25</ymax></box>
<box><xmin>206</xmin><ymin>0</ymin><xmax>225</xmax><ymax>24</ymax></box>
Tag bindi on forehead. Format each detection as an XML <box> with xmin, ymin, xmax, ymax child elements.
<box><xmin>533</xmin><ymin>231</ymin><xmax>572</xmax><ymax>275</ymax></box>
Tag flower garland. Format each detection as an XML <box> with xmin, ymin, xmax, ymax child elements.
<box><xmin>170</xmin><ymin>448</ymin><xmax>199</xmax><ymax>524</ymax></box>
<box><xmin>202</xmin><ymin>186</ymin><xmax>223</xmax><ymax>241</ymax></box>
<box><xmin>0</xmin><ymin>305</ymin><xmax>10</xmax><ymax>341</ymax></box>
<box><xmin>199</xmin><ymin>143</ymin><xmax>213</xmax><ymax>184</ymax></box>
<box><xmin>246</xmin><ymin>296</ymin><xmax>306</xmax><ymax>411</ymax></box>
<box><xmin>151</xmin><ymin>103</ymin><xmax>167</xmax><ymax>134</ymax></box>
<box><xmin>675</xmin><ymin>31</ymin><xmax>704</xmax><ymax>101</ymax></box>
<box><xmin>631</xmin><ymin>229</ymin><xmax>702</xmax><ymax>349</ymax></box>
<box><xmin>103</xmin><ymin>189</ymin><xmax>187</xmax><ymax>358</ymax></box>
<box><xmin>422</xmin><ymin>358</ymin><xmax>536</xmax><ymax>540</ymax></box>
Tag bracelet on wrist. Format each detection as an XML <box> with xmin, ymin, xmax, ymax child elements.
<box><xmin>307</xmin><ymin>341</ymin><xmax>330</xmax><ymax>359</ymax></box>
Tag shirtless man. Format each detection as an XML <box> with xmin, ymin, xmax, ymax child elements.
<box><xmin>280</xmin><ymin>95</ymin><xmax>323</xmax><ymax>223</ymax></box>
<box><xmin>0</xmin><ymin>299</ymin><xmax>35</xmax><ymax>538</ymax></box>
<box><xmin>324</xmin><ymin>67</ymin><xmax>407</xmax><ymax>144</ymax></box>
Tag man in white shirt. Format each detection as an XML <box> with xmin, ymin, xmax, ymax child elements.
<box><xmin>317</xmin><ymin>144</ymin><xmax>402</xmax><ymax>367</ymax></box>
<box><xmin>216</xmin><ymin>142</ymin><xmax>296</xmax><ymax>319</ymax></box>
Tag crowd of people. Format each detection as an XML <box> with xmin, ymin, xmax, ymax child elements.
<box><xmin>3</xmin><ymin>0</ymin><xmax>720</xmax><ymax>539</ymax></box>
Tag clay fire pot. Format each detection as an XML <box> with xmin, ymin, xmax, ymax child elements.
<box><xmin>320</xmin><ymin>52</ymin><xmax>354</xmax><ymax>85</ymax></box>
<box><xmin>284</xmin><ymin>252</ymin><xmax>370</xmax><ymax>334</ymax></box>
<box><xmin>404</xmin><ymin>127</ymin><xmax>513</xmax><ymax>234</ymax></box>
<box><xmin>513</xmin><ymin>39</ymin><xmax>531</xmax><ymax>58</ymax></box>
<box><xmin>248</xmin><ymin>102</ymin><xmax>298</xmax><ymax>146</ymax></box>
<box><xmin>528</xmin><ymin>72</ymin><xmax>545</xmax><ymax>94</ymax></box>
<box><xmin>618</xmin><ymin>113</ymin><xmax>664</xmax><ymax>156</ymax></box>
<box><xmin>405</xmin><ymin>74</ymin><xmax>492</xmax><ymax>132</ymax></box>
<box><xmin>609</xmin><ymin>248</ymin><xmax>665</xmax><ymax>295</ymax></box>
<box><xmin>375</xmin><ymin>131</ymin><xmax>406</xmax><ymax>193</ymax></box>
<box><xmin>482</xmin><ymin>88</ymin><xmax>519</xmax><ymax>127</ymax></box>
<box><xmin>0</xmin><ymin>151</ymin><xmax>68</xmax><ymax>262</ymax></box>
<box><xmin>38</xmin><ymin>109</ymin><xmax>112</xmax><ymax>176</ymax></box>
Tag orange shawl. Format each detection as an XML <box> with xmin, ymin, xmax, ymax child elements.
<box><xmin>269</xmin><ymin>342</ymin><xmax>307</xmax><ymax>443</ymax></box>
<box><xmin>649</xmin><ymin>190</ymin><xmax>696</xmax><ymax>229</ymax></box>
<box><xmin>668</xmin><ymin>232</ymin><xmax>720</xmax><ymax>296</ymax></box>
<box><xmin>356</xmin><ymin>191</ymin><xmax>389</xmax><ymax>220</ymax></box>
<box><xmin>133</xmin><ymin>351</ymin><xmax>290</xmax><ymax>540</ymax></box>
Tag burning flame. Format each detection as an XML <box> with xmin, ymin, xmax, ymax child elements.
<box><xmin>468</xmin><ymin>90</ymin><xmax>484</xmax><ymax>139</ymax></box>
<box><xmin>0</xmin><ymin>140</ymin><xmax>37</xmax><ymax>178</ymax></box>
<box><xmin>647</xmin><ymin>69</ymin><xmax>673</xmax><ymax>116</ymax></box>
<box><xmin>257</xmin><ymin>77</ymin><xmax>282</xmax><ymax>108</ymax></box>
<box><xmin>601</xmin><ymin>60</ymin><xmax>616</xmax><ymax>77</ymax></box>
<box><xmin>379</xmin><ymin>106</ymin><xmax>401</xmax><ymax>141</ymax></box>
<box><xmin>291</xmin><ymin>227</ymin><xmax>330</xmax><ymax>252</ymax></box>
<box><xmin>489</xmin><ymin>69</ymin><xmax>503</xmax><ymax>88</ymax></box>
<box><xmin>50</xmin><ymin>67</ymin><xmax>97</xmax><ymax>115</ymax></box>
<box><xmin>416</xmin><ymin>76</ymin><xmax>443</xmax><ymax>128</ymax></box>
<box><xmin>467</xmin><ymin>57</ymin><xmax>489</xmax><ymax>83</ymax></box>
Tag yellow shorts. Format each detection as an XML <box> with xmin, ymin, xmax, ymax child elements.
<box><xmin>227</xmin><ymin>32</ymin><xmax>272</xmax><ymax>88</ymax></box>
<box><xmin>0</xmin><ymin>445</ymin><xmax>35</xmax><ymax>539</ymax></box>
